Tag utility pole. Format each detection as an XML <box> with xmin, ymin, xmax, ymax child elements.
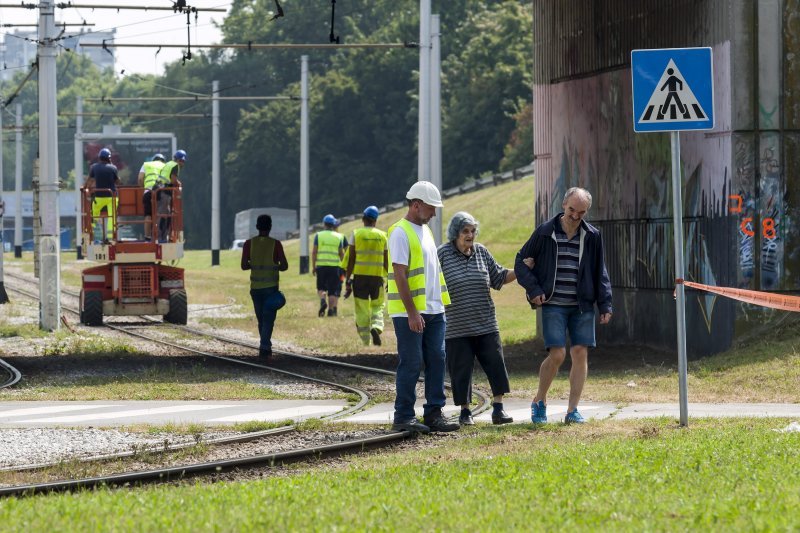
<box><xmin>429</xmin><ymin>14</ymin><xmax>442</xmax><ymax>244</ymax></box>
<box><xmin>417</xmin><ymin>0</ymin><xmax>431</xmax><ymax>190</ymax></box>
<box><xmin>211</xmin><ymin>80</ymin><xmax>220</xmax><ymax>266</ymax></box>
<box><xmin>74</xmin><ymin>96</ymin><xmax>83</xmax><ymax>260</ymax></box>
<box><xmin>0</xmin><ymin>108</ymin><xmax>7</xmax><ymax>304</ymax></box>
<box><xmin>299</xmin><ymin>55</ymin><xmax>310</xmax><ymax>274</ymax></box>
<box><xmin>38</xmin><ymin>0</ymin><xmax>61</xmax><ymax>330</ymax></box>
<box><xmin>14</xmin><ymin>104</ymin><xmax>22</xmax><ymax>259</ymax></box>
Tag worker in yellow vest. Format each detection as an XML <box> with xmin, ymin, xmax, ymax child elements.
<box><xmin>85</xmin><ymin>148</ymin><xmax>120</xmax><ymax>242</ymax></box>
<box><xmin>344</xmin><ymin>205</ymin><xmax>388</xmax><ymax>346</ymax></box>
<box><xmin>387</xmin><ymin>181</ymin><xmax>459</xmax><ymax>434</ymax></box>
<box><xmin>155</xmin><ymin>150</ymin><xmax>186</xmax><ymax>242</ymax></box>
<box><xmin>312</xmin><ymin>214</ymin><xmax>345</xmax><ymax>317</ymax></box>
<box><xmin>137</xmin><ymin>153</ymin><xmax>167</xmax><ymax>241</ymax></box>
<box><xmin>241</xmin><ymin>214</ymin><xmax>289</xmax><ymax>359</ymax></box>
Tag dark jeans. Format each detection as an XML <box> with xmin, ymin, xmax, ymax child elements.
<box><xmin>392</xmin><ymin>313</ymin><xmax>447</xmax><ymax>423</ymax></box>
<box><xmin>251</xmin><ymin>287</ymin><xmax>281</xmax><ymax>351</ymax></box>
<box><xmin>445</xmin><ymin>331</ymin><xmax>510</xmax><ymax>406</ymax></box>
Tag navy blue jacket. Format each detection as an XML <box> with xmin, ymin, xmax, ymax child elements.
<box><xmin>514</xmin><ymin>213</ymin><xmax>612</xmax><ymax>314</ymax></box>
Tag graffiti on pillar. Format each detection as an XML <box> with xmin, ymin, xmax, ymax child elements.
<box><xmin>759</xmin><ymin>145</ymin><xmax>783</xmax><ymax>290</ymax></box>
<box><xmin>729</xmin><ymin>191</ymin><xmax>756</xmax><ymax>285</ymax></box>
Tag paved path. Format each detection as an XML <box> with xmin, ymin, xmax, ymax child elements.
<box><xmin>0</xmin><ymin>399</ymin><xmax>798</xmax><ymax>428</ymax></box>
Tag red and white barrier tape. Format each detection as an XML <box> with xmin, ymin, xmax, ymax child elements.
<box><xmin>676</xmin><ymin>279</ymin><xmax>800</xmax><ymax>312</ymax></box>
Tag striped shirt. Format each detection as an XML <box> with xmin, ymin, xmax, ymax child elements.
<box><xmin>547</xmin><ymin>217</ymin><xmax>580</xmax><ymax>306</ymax></box>
<box><xmin>437</xmin><ymin>242</ymin><xmax>508</xmax><ymax>339</ymax></box>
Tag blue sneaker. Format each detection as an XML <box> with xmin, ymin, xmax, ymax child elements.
<box><xmin>531</xmin><ymin>400</ymin><xmax>547</xmax><ymax>424</ymax></box>
<box><xmin>564</xmin><ymin>409</ymin><xmax>586</xmax><ymax>424</ymax></box>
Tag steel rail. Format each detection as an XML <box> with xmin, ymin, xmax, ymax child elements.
<box><xmin>0</xmin><ymin>358</ymin><xmax>21</xmax><ymax>390</ymax></box>
<box><xmin>0</xmin><ymin>431</ymin><xmax>409</xmax><ymax>498</ymax></box>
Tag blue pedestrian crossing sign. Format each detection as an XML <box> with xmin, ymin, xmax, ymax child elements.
<box><xmin>631</xmin><ymin>47</ymin><xmax>714</xmax><ymax>132</ymax></box>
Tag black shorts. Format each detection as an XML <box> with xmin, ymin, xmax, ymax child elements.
<box><xmin>316</xmin><ymin>266</ymin><xmax>342</xmax><ymax>296</ymax></box>
<box><xmin>143</xmin><ymin>189</ymin><xmax>153</xmax><ymax>217</ymax></box>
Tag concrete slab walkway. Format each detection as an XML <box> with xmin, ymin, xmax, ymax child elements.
<box><xmin>0</xmin><ymin>399</ymin><xmax>797</xmax><ymax>428</ymax></box>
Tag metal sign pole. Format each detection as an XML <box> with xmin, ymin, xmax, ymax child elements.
<box><xmin>670</xmin><ymin>131</ymin><xmax>689</xmax><ymax>426</ymax></box>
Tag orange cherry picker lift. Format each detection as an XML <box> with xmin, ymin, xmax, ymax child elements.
<box><xmin>79</xmin><ymin>182</ymin><xmax>187</xmax><ymax>326</ymax></box>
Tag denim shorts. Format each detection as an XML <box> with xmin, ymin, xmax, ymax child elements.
<box><xmin>541</xmin><ymin>305</ymin><xmax>596</xmax><ymax>348</ymax></box>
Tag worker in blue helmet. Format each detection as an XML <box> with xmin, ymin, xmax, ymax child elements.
<box><xmin>85</xmin><ymin>147</ymin><xmax>120</xmax><ymax>242</ymax></box>
<box><xmin>154</xmin><ymin>150</ymin><xmax>187</xmax><ymax>242</ymax></box>
<box><xmin>138</xmin><ymin>153</ymin><xmax>167</xmax><ymax>240</ymax></box>
<box><xmin>343</xmin><ymin>205</ymin><xmax>388</xmax><ymax>345</ymax></box>
<box><xmin>311</xmin><ymin>213</ymin><xmax>345</xmax><ymax>317</ymax></box>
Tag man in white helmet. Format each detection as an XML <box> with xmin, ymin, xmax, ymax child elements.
<box><xmin>386</xmin><ymin>181</ymin><xmax>459</xmax><ymax>434</ymax></box>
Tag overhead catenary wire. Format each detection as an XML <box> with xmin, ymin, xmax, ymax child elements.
<box><xmin>81</xmin><ymin>42</ymin><xmax>418</xmax><ymax>50</ymax></box>
<box><xmin>60</xmin><ymin>112</ymin><xmax>210</xmax><ymax>118</ymax></box>
<box><xmin>2</xmin><ymin>60</ymin><xmax>37</xmax><ymax>107</ymax></box>
<box><xmin>0</xmin><ymin>3</ymin><xmax>227</xmax><ymax>12</ymax></box>
<box><xmin>83</xmin><ymin>95</ymin><xmax>296</xmax><ymax>102</ymax></box>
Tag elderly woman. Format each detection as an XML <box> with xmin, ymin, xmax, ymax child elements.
<box><xmin>437</xmin><ymin>212</ymin><xmax>516</xmax><ymax>425</ymax></box>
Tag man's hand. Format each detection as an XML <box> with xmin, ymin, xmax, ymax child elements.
<box><xmin>407</xmin><ymin>311</ymin><xmax>425</xmax><ymax>333</ymax></box>
<box><xmin>529</xmin><ymin>294</ymin><xmax>545</xmax><ymax>306</ymax></box>
<box><xmin>599</xmin><ymin>313</ymin><xmax>612</xmax><ymax>325</ymax></box>
<box><xmin>522</xmin><ymin>257</ymin><xmax>535</xmax><ymax>269</ymax></box>
<box><xmin>344</xmin><ymin>279</ymin><xmax>353</xmax><ymax>299</ymax></box>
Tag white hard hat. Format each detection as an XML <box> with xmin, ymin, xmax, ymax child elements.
<box><xmin>406</xmin><ymin>181</ymin><xmax>443</xmax><ymax>207</ymax></box>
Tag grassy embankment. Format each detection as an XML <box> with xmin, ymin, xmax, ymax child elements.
<box><xmin>3</xmin><ymin>174</ymin><xmax>800</xmax><ymax>403</ymax></box>
<box><xmin>0</xmin><ymin>418</ymin><xmax>798</xmax><ymax>531</ymax></box>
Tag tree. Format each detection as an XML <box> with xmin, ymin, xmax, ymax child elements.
<box><xmin>441</xmin><ymin>1</ymin><xmax>532</xmax><ymax>186</ymax></box>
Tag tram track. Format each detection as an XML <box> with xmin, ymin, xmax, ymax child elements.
<box><xmin>2</xmin><ymin>271</ymin><xmax>491</xmax><ymax>420</ymax></box>
<box><xmin>1</xmin><ymin>271</ymin><xmax>489</xmax><ymax>497</ymax></box>
<box><xmin>0</xmin><ymin>358</ymin><xmax>21</xmax><ymax>390</ymax></box>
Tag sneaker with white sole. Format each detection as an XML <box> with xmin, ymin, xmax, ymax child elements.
<box><xmin>564</xmin><ymin>409</ymin><xmax>586</xmax><ymax>424</ymax></box>
<box><xmin>531</xmin><ymin>400</ymin><xmax>547</xmax><ymax>424</ymax></box>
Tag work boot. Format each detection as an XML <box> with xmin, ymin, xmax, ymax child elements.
<box><xmin>391</xmin><ymin>419</ymin><xmax>430</xmax><ymax>434</ymax></box>
<box><xmin>423</xmin><ymin>410</ymin><xmax>460</xmax><ymax>433</ymax></box>
<box><xmin>318</xmin><ymin>299</ymin><xmax>327</xmax><ymax>317</ymax></box>
<box><xmin>258</xmin><ymin>348</ymin><xmax>272</xmax><ymax>361</ymax></box>
<box><xmin>327</xmin><ymin>307</ymin><xmax>337</xmax><ymax>317</ymax></box>
<box><xmin>370</xmin><ymin>328</ymin><xmax>382</xmax><ymax>346</ymax></box>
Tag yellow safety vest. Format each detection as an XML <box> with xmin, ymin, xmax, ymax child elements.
<box><xmin>249</xmin><ymin>236</ymin><xmax>280</xmax><ymax>289</ymax></box>
<box><xmin>143</xmin><ymin>161</ymin><xmax>167</xmax><ymax>189</ymax></box>
<box><xmin>316</xmin><ymin>230</ymin><xmax>343</xmax><ymax>267</ymax></box>
<box><xmin>159</xmin><ymin>161</ymin><xmax>179</xmax><ymax>184</ymax></box>
<box><xmin>353</xmin><ymin>227</ymin><xmax>387</xmax><ymax>277</ymax></box>
<box><xmin>387</xmin><ymin>219</ymin><xmax>450</xmax><ymax>314</ymax></box>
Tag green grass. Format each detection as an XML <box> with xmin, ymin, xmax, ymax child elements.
<box><xmin>0</xmin><ymin>418</ymin><xmax>797</xmax><ymax>531</ymax></box>
<box><xmin>3</xmin><ymin>361</ymin><xmax>316</xmax><ymax>401</ymax></box>
<box><xmin>0</xmin><ymin>322</ymin><xmax>49</xmax><ymax>339</ymax></box>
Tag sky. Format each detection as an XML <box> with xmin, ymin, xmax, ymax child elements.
<box><xmin>0</xmin><ymin>1</ymin><xmax>231</xmax><ymax>76</ymax></box>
